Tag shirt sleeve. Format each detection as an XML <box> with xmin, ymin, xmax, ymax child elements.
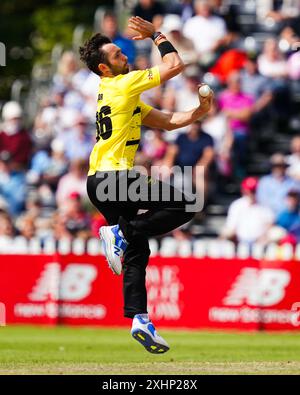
<box><xmin>139</xmin><ymin>100</ymin><xmax>153</xmax><ymax>120</ymax></box>
<box><xmin>119</xmin><ymin>66</ymin><xmax>161</xmax><ymax>97</ymax></box>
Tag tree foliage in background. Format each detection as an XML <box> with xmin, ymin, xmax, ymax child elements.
<box><xmin>0</xmin><ymin>0</ymin><xmax>114</xmax><ymax>101</ymax></box>
<box><xmin>32</xmin><ymin>0</ymin><xmax>104</xmax><ymax>59</ymax></box>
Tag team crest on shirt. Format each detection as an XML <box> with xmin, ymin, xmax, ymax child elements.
<box><xmin>147</xmin><ymin>69</ymin><xmax>153</xmax><ymax>80</ymax></box>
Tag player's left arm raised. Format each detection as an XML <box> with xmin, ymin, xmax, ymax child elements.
<box><xmin>142</xmin><ymin>86</ymin><xmax>214</xmax><ymax>131</ymax></box>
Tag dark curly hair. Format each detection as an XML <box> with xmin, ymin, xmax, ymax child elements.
<box><xmin>79</xmin><ymin>33</ymin><xmax>112</xmax><ymax>76</ymax></box>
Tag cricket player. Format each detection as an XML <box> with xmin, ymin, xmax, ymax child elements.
<box><xmin>80</xmin><ymin>16</ymin><xmax>213</xmax><ymax>353</ymax></box>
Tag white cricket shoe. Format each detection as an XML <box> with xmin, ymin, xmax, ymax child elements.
<box><xmin>99</xmin><ymin>225</ymin><xmax>128</xmax><ymax>275</ymax></box>
<box><xmin>131</xmin><ymin>314</ymin><xmax>170</xmax><ymax>354</ymax></box>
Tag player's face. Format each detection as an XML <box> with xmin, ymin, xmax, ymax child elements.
<box><xmin>102</xmin><ymin>43</ymin><xmax>129</xmax><ymax>76</ymax></box>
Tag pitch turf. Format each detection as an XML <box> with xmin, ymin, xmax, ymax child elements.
<box><xmin>0</xmin><ymin>325</ymin><xmax>300</xmax><ymax>374</ymax></box>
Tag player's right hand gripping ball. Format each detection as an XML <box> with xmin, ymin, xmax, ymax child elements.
<box><xmin>198</xmin><ymin>84</ymin><xmax>211</xmax><ymax>97</ymax></box>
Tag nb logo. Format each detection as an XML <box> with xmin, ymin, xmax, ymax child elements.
<box><xmin>114</xmin><ymin>246</ymin><xmax>121</xmax><ymax>256</ymax></box>
<box><xmin>29</xmin><ymin>263</ymin><xmax>97</xmax><ymax>302</ymax></box>
<box><xmin>223</xmin><ymin>268</ymin><xmax>291</xmax><ymax>307</ymax></box>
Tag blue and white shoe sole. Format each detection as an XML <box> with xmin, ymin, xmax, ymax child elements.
<box><xmin>131</xmin><ymin>329</ymin><xmax>170</xmax><ymax>354</ymax></box>
<box><xmin>99</xmin><ymin>227</ymin><xmax>122</xmax><ymax>275</ymax></box>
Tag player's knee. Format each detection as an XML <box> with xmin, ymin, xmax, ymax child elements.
<box><xmin>132</xmin><ymin>235</ymin><xmax>150</xmax><ymax>257</ymax></box>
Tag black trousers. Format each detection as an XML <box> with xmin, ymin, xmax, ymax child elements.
<box><xmin>87</xmin><ymin>170</ymin><xmax>194</xmax><ymax>318</ymax></box>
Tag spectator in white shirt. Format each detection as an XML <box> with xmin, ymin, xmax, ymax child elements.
<box><xmin>183</xmin><ymin>0</ymin><xmax>227</xmax><ymax>65</ymax></box>
<box><xmin>257</xmin><ymin>38</ymin><xmax>288</xmax><ymax>79</ymax></box>
<box><xmin>221</xmin><ymin>177</ymin><xmax>274</xmax><ymax>245</ymax></box>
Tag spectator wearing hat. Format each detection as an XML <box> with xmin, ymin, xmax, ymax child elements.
<box><xmin>221</xmin><ymin>177</ymin><xmax>274</xmax><ymax>245</ymax></box>
<box><xmin>0</xmin><ymin>101</ymin><xmax>32</xmax><ymax>169</ymax></box>
<box><xmin>257</xmin><ymin>153</ymin><xmax>300</xmax><ymax>215</ymax></box>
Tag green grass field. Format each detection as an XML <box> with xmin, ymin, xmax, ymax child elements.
<box><xmin>1</xmin><ymin>325</ymin><xmax>300</xmax><ymax>374</ymax></box>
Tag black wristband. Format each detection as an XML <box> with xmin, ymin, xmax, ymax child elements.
<box><xmin>157</xmin><ymin>41</ymin><xmax>178</xmax><ymax>58</ymax></box>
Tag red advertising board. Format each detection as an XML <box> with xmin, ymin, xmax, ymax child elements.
<box><xmin>0</xmin><ymin>254</ymin><xmax>300</xmax><ymax>330</ymax></box>
<box><xmin>0</xmin><ymin>255</ymin><xmax>58</xmax><ymax>325</ymax></box>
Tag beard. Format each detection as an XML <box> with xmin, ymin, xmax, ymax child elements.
<box><xmin>109</xmin><ymin>62</ymin><xmax>129</xmax><ymax>76</ymax></box>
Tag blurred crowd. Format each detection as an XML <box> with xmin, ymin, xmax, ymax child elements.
<box><xmin>1</xmin><ymin>0</ymin><xmax>300</xmax><ymax>247</ymax></box>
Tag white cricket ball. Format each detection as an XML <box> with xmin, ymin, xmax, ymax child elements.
<box><xmin>198</xmin><ymin>85</ymin><xmax>211</xmax><ymax>97</ymax></box>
